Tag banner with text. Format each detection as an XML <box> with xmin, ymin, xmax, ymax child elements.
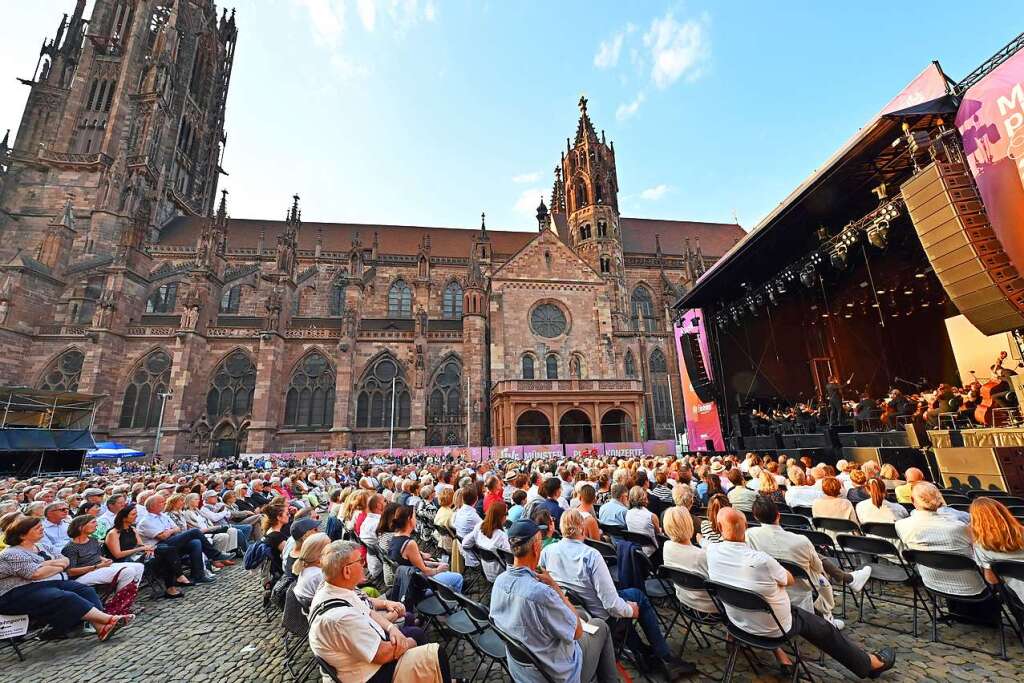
<box><xmin>957</xmin><ymin>49</ymin><xmax>1024</xmax><ymax>288</ymax></box>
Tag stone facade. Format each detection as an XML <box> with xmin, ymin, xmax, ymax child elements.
<box><xmin>0</xmin><ymin>3</ymin><xmax>744</xmax><ymax>457</ymax></box>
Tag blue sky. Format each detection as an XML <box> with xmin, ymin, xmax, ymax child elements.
<box><xmin>0</xmin><ymin>1</ymin><xmax>1019</xmax><ymax>233</ymax></box>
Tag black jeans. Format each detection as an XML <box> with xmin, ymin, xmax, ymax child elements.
<box><xmin>791</xmin><ymin>607</ymin><xmax>871</xmax><ymax>678</ymax></box>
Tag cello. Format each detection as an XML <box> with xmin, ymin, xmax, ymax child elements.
<box><xmin>974</xmin><ymin>352</ymin><xmax>1013</xmax><ymax>426</ymax></box>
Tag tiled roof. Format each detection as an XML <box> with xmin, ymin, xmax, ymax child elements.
<box><xmin>158</xmin><ymin>215</ymin><xmax>745</xmax><ymax>259</ymax></box>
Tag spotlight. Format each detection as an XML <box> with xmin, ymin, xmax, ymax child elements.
<box><xmin>767</xmin><ymin>288</ymin><xmax>778</xmax><ymax>306</ymax></box>
<box><xmin>816</xmin><ymin>226</ymin><xmax>830</xmax><ymax>242</ymax></box>
<box><xmin>731</xmin><ymin>307</ymin><xmax>741</xmax><ymax>324</ymax></box>
<box><xmin>867</xmin><ymin>220</ymin><xmax>889</xmax><ymax>249</ymax></box>
<box><xmin>776</xmin><ymin>280</ymin><xmax>787</xmax><ymax>295</ymax></box>
<box><xmin>830</xmin><ymin>245</ymin><xmax>848</xmax><ymax>270</ymax></box>
<box><xmin>747</xmin><ymin>297</ymin><xmax>758</xmax><ymax>315</ymax></box>
<box><xmin>754</xmin><ymin>293</ymin><xmax>765</xmax><ymax>308</ymax></box>
<box><xmin>800</xmin><ymin>266</ymin><xmax>817</xmax><ymax>288</ymax></box>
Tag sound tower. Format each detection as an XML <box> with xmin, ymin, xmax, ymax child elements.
<box><xmin>902</xmin><ymin>160</ymin><xmax>1024</xmax><ymax>335</ymax></box>
<box><xmin>680</xmin><ymin>332</ymin><xmax>715</xmax><ymax>403</ymax></box>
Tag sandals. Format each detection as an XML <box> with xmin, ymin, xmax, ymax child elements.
<box><xmin>97</xmin><ymin>614</ymin><xmax>135</xmax><ymax>641</ymax></box>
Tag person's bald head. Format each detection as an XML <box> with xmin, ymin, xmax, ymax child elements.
<box><xmin>905</xmin><ymin>468</ymin><xmax>925</xmax><ymax>484</ymax></box>
<box><xmin>717</xmin><ymin>507</ymin><xmax>747</xmax><ymax>542</ymax></box>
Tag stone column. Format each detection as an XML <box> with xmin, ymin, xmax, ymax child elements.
<box><xmin>247</xmin><ymin>331</ymin><xmax>285</xmax><ymax>453</ymax></box>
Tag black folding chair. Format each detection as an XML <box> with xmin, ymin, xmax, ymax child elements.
<box><xmin>835</xmin><ymin>534</ymin><xmax>930</xmax><ymax>636</ymax></box>
<box><xmin>706</xmin><ymin>580</ymin><xmax>816</xmax><ymax>682</ymax></box>
<box><xmin>584</xmin><ymin>537</ymin><xmax>619</xmax><ymax>581</ymax></box>
<box><xmin>779</xmin><ymin>513</ymin><xmax>812</xmax><ymax>530</ymax></box>
<box><xmin>776</xmin><ymin>560</ymin><xmax>825</xmax><ymax>665</ymax></box>
<box><xmin>812</xmin><ymin>517</ymin><xmax>861</xmax><ymax>537</ymax></box>
<box><xmin>658</xmin><ymin>565</ymin><xmax>724</xmax><ymax>652</ymax></box>
<box><xmin>903</xmin><ymin>549</ymin><xmax>1016</xmax><ymax>659</ymax></box>
<box><xmin>426</xmin><ymin>576</ymin><xmax>479</xmax><ymax>660</ymax></box>
<box><xmin>991</xmin><ymin>559</ymin><xmax>1024</xmax><ymax>646</ymax></box>
<box><xmin>599</xmin><ymin>522</ymin><xmax>627</xmax><ymax>540</ymax></box>
<box><xmin>446</xmin><ymin>591</ymin><xmax>510</xmax><ymax>682</ymax></box>
<box><xmin>281</xmin><ymin>587</ymin><xmax>316</xmax><ymax>681</ymax></box>
<box><xmin>488</xmin><ymin>617</ymin><xmax>560</xmax><ymax>683</ymax></box>
<box><xmin>860</xmin><ymin>522</ymin><xmax>898</xmax><ymax>541</ymax></box>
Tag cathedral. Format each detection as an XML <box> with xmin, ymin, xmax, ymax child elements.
<box><xmin>0</xmin><ymin>1</ymin><xmax>743</xmax><ymax>458</ymax></box>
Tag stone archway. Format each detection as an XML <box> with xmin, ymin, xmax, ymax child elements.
<box><xmin>516</xmin><ymin>410</ymin><xmax>551</xmax><ymax>445</ymax></box>
<box><xmin>559</xmin><ymin>409</ymin><xmax>593</xmax><ymax>444</ymax></box>
<box><xmin>600</xmin><ymin>408</ymin><xmax>633</xmax><ymax>442</ymax></box>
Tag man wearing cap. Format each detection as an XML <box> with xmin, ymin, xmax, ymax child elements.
<box><xmin>490</xmin><ymin>518</ymin><xmax>618</xmax><ymax>683</ymax></box>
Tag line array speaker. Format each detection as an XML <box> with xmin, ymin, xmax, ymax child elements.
<box><xmin>902</xmin><ymin>160</ymin><xmax>1024</xmax><ymax>335</ymax></box>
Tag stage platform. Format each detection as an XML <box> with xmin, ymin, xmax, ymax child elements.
<box><xmin>928</xmin><ymin>428</ymin><xmax>1024</xmax><ymax>449</ymax></box>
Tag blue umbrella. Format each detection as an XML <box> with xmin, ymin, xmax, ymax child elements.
<box><xmin>85</xmin><ymin>441</ymin><xmax>146</xmax><ymax>459</ymax></box>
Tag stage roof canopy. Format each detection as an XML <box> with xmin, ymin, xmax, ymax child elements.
<box><xmin>676</xmin><ymin>90</ymin><xmax>956</xmax><ymax>311</ymax></box>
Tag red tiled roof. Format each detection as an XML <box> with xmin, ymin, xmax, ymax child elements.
<box><xmin>158</xmin><ymin>215</ymin><xmax>744</xmax><ymax>258</ymax></box>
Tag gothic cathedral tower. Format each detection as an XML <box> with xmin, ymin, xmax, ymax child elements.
<box><xmin>554</xmin><ymin>97</ymin><xmax>627</xmax><ymax>319</ymax></box>
<box><xmin>0</xmin><ymin>1</ymin><xmax>237</xmax><ymax>265</ymax></box>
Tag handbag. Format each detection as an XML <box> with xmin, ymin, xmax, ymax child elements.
<box><xmin>101</xmin><ymin>569</ymin><xmax>138</xmax><ymax>615</ymax></box>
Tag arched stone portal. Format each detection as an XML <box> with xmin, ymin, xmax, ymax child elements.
<box><xmin>516</xmin><ymin>410</ymin><xmax>551</xmax><ymax>445</ymax></box>
<box><xmin>559</xmin><ymin>409</ymin><xmax>593</xmax><ymax>444</ymax></box>
<box><xmin>600</xmin><ymin>408</ymin><xmax>633</xmax><ymax>442</ymax></box>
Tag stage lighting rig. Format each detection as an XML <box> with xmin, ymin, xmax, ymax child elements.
<box><xmin>867</xmin><ymin>220</ymin><xmax>889</xmax><ymax>249</ymax></box>
<box><xmin>767</xmin><ymin>288</ymin><xmax>778</xmax><ymax>306</ymax></box>
<box><xmin>800</xmin><ymin>265</ymin><xmax>817</xmax><ymax>288</ymax></box>
<box><xmin>830</xmin><ymin>244</ymin><xmax>848</xmax><ymax>270</ymax></box>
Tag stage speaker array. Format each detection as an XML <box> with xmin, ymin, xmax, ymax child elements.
<box><xmin>901</xmin><ymin>160</ymin><xmax>1024</xmax><ymax>335</ymax></box>
<box><xmin>680</xmin><ymin>332</ymin><xmax>715</xmax><ymax>403</ymax></box>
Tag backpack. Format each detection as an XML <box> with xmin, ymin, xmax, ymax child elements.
<box><xmin>271</xmin><ymin>572</ymin><xmax>297</xmax><ymax>610</ymax></box>
<box><xmin>244</xmin><ymin>539</ymin><xmax>272</xmax><ymax>570</ymax></box>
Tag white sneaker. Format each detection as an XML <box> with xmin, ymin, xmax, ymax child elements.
<box><xmin>827</xmin><ymin>616</ymin><xmax>845</xmax><ymax>631</ymax></box>
<box><xmin>849</xmin><ymin>566</ymin><xmax>871</xmax><ymax>593</ymax></box>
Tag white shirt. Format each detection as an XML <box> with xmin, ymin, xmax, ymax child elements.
<box><xmin>705</xmin><ymin>540</ymin><xmax>791</xmax><ymax>636</ymax></box>
<box><xmin>784</xmin><ymin>485</ymin><xmax>825</xmax><ymax>509</ymax></box>
<box><xmin>452</xmin><ymin>505</ymin><xmax>483</xmax><ymax>567</ymax></box>
<box><xmin>974</xmin><ymin>544</ymin><xmax>1024</xmax><ymax>606</ymax></box>
<box><xmin>295</xmin><ymin>565</ymin><xmax>325</xmax><ymax>604</ymax></box>
<box><xmin>662</xmin><ymin>540</ymin><xmax>716</xmax><ymax>614</ymax></box>
<box><xmin>137</xmin><ymin>510</ymin><xmax>177</xmax><ymax>546</ymax></box>
<box><xmin>97</xmin><ymin>509</ymin><xmax>117</xmax><ymax>529</ymax></box>
<box><xmin>461</xmin><ymin>521</ymin><xmax>511</xmax><ymax>582</ymax></box>
<box><xmin>42</xmin><ymin>518</ymin><xmax>70</xmax><ymax>552</ymax></box>
<box><xmin>896</xmin><ymin>509</ymin><xmax>985</xmax><ymax>596</ymax></box>
<box><xmin>625</xmin><ymin>507</ymin><xmax>657</xmax><ymax>552</ymax></box>
<box><xmin>855</xmin><ymin>499</ymin><xmax>909</xmax><ymax>525</ymax></box>
<box><xmin>308</xmin><ymin>582</ymin><xmax>390</xmax><ymax>683</ymax></box>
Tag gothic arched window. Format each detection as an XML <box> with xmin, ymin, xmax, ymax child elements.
<box><xmin>649</xmin><ymin>348</ymin><xmax>671</xmax><ymax>427</ymax></box>
<box><xmin>624</xmin><ymin>350</ymin><xmax>637</xmax><ymax>378</ymax></box>
<box><xmin>329</xmin><ymin>284</ymin><xmax>345</xmax><ymax>316</ymax></box>
<box><xmin>581</xmin><ymin>223</ymin><xmax>592</xmax><ymax>240</ymax></box>
<box><xmin>597</xmin><ymin>220</ymin><xmax>607</xmax><ymax>237</ymax></box>
<box><xmin>146</xmin><ymin>282</ymin><xmax>178</xmax><ymax>314</ymax></box>
<box><xmin>206</xmin><ymin>350</ymin><xmax>256</xmax><ymax>419</ymax></box>
<box><xmin>220</xmin><ymin>285</ymin><xmax>240</xmax><ymax>313</ymax></box>
<box><xmin>600</xmin><ymin>256</ymin><xmax>610</xmax><ymax>273</ymax></box>
<box><xmin>38</xmin><ymin>349</ymin><xmax>85</xmax><ymax>392</ymax></box>
<box><xmin>522</xmin><ymin>354</ymin><xmax>535</xmax><ymax>380</ymax></box>
<box><xmin>546</xmin><ymin>354</ymin><xmax>559</xmax><ymax>380</ymax></box>
<box><xmin>426</xmin><ymin>358</ymin><xmax>463</xmax><ymax>446</ymax></box>
<box><xmin>631</xmin><ymin>286</ymin><xmax>656</xmax><ymax>332</ymax></box>
<box><xmin>442</xmin><ymin>282</ymin><xmax>463</xmax><ymax>319</ymax></box>
<box><xmin>355</xmin><ymin>356</ymin><xmax>411</xmax><ymax>429</ymax></box>
<box><xmin>284</xmin><ymin>352</ymin><xmax>335</xmax><ymax>428</ymax></box>
<box><xmin>388</xmin><ymin>281</ymin><xmax>412</xmax><ymax>318</ymax></box>
<box><xmin>118</xmin><ymin>350</ymin><xmax>172</xmax><ymax>428</ymax></box>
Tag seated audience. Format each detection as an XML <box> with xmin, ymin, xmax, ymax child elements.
<box><xmin>201</xmin><ymin>489</ymin><xmax>252</xmax><ymax>552</ymax></box>
<box><xmin>308</xmin><ymin>540</ymin><xmax>452</xmax><ymax>682</ymax></box>
<box><xmin>597</xmin><ymin>484</ymin><xmax>628</xmax><ymax>527</ymax></box>
<box><xmin>388</xmin><ymin>505</ymin><xmax>463</xmax><ymax>591</ymax></box>
<box><xmin>705</xmin><ymin>508</ymin><xmax>895</xmax><ymax>678</ymax></box>
<box><xmin>574</xmin><ymin>484</ymin><xmax>602</xmax><ymax>540</ymax></box>
<box><xmin>855</xmin><ymin>478</ymin><xmax>908</xmax><ymax>525</ymax></box>
<box><xmin>757</xmin><ymin>471</ymin><xmax>787</xmax><ymax>507</ymax></box>
<box><xmin>970</xmin><ymin>497</ymin><xmax>1024</xmax><ymax>607</ymax></box>
<box><xmin>138</xmin><ymin>494</ymin><xmax>229</xmax><ymax>584</ymax></box>
<box><xmin>811</xmin><ymin>477</ymin><xmax>859</xmax><ymax>525</ymax></box>
<box><xmin>726</xmin><ymin>469</ymin><xmax>757</xmax><ymax>512</ymax></box>
<box><xmin>41</xmin><ymin>501</ymin><xmax>71</xmax><ymax>553</ymax></box>
<box><xmin>490</xmin><ymin>518</ymin><xmax>619</xmax><ymax>683</ymax></box>
<box><xmin>0</xmin><ymin>516</ymin><xmax>133</xmax><ymax>641</ymax></box>
<box><xmin>661</xmin><ymin>507</ymin><xmax>717</xmax><ymax>615</ymax></box>
<box><xmin>105</xmin><ymin>504</ymin><xmax>185</xmax><ymax>598</ymax></box>
<box><xmin>63</xmin><ymin>514</ymin><xmax>145</xmax><ymax>610</ymax></box>
<box><xmin>894</xmin><ymin>468</ymin><xmax>924</xmax><ymax>503</ymax></box>
<box><xmin>846</xmin><ymin>470</ymin><xmax>870</xmax><ymax>505</ymax></box>
<box><xmin>431</xmin><ymin>488</ymin><xmax>455</xmax><ymax>554</ymax></box>
<box><xmin>285</xmin><ymin>518</ymin><xmax>322</xmax><ymax>577</ymax></box>
<box><xmin>879</xmin><ymin>464</ymin><xmax>903</xmax><ymax>491</ymax></box>
<box><xmin>293</xmin><ymin>531</ymin><xmax>332</xmax><ymax>606</ymax></box>
<box><xmin>784</xmin><ymin>469</ymin><xmax>824</xmax><ymax>509</ymax></box>
<box><xmin>541</xmin><ymin>509</ymin><xmax>697</xmax><ymax>679</ymax></box>
<box><xmin>181</xmin><ymin>493</ymin><xmax>239</xmax><ymax>561</ymax></box>
<box><xmin>624</xmin><ymin>485</ymin><xmax>661</xmax><ymax>554</ymax></box>
<box><xmin>462</xmin><ymin>501</ymin><xmax>511</xmax><ymax>582</ymax></box>
<box><xmin>507</xmin><ymin>489</ymin><xmax>527</xmax><ymax>524</ymax></box>
<box><xmin>700</xmin><ymin>494</ymin><xmax>731</xmax><ymax>545</ymax></box>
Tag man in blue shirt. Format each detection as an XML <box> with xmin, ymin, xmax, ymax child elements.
<box><xmin>597</xmin><ymin>484</ymin><xmax>628</xmax><ymax>527</ymax></box>
<box><xmin>541</xmin><ymin>509</ymin><xmax>697</xmax><ymax>680</ymax></box>
<box><xmin>490</xmin><ymin>519</ymin><xmax>618</xmax><ymax>683</ymax></box>
<box><xmin>538</xmin><ymin>476</ymin><xmax>565</xmax><ymax>529</ymax></box>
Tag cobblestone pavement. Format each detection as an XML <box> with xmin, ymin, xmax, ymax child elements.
<box><xmin>6</xmin><ymin>564</ymin><xmax>1024</xmax><ymax>682</ymax></box>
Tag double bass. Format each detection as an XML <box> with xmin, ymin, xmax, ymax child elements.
<box><xmin>974</xmin><ymin>352</ymin><xmax>1014</xmax><ymax>426</ymax></box>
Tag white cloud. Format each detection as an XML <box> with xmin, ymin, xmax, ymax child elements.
<box><xmin>640</xmin><ymin>184</ymin><xmax>670</xmax><ymax>200</ymax></box>
<box><xmin>330</xmin><ymin>54</ymin><xmax>370</xmax><ymax>80</ymax></box>
<box><xmin>643</xmin><ymin>11</ymin><xmax>711</xmax><ymax>89</ymax></box>
<box><xmin>615</xmin><ymin>92</ymin><xmax>645</xmax><ymax>121</ymax></box>
<box><xmin>294</xmin><ymin>0</ymin><xmax>345</xmax><ymax>47</ymax></box>
<box><xmin>356</xmin><ymin>0</ymin><xmax>376</xmax><ymax>31</ymax></box>
<box><xmin>593</xmin><ymin>23</ymin><xmax>635</xmax><ymax>69</ymax></box>
<box><xmin>514</xmin><ymin>187</ymin><xmax>547</xmax><ymax>216</ymax></box>
<box><xmin>512</xmin><ymin>171</ymin><xmax>542</xmax><ymax>184</ymax></box>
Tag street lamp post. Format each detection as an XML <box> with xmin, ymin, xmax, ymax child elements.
<box><xmin>154</xmin><ymin>390</ymin><xmax>173</xmax><ymax>457</ymax></box>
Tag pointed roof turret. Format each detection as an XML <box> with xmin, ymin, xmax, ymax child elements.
<box><xmin>0</xmin><ymin>129</ymin><xmax>10</xmax><ymax>153</ymax></box>
<box><xmin>536</xmin><ymin>198</ymin><xmax>550</xmax><ymax>232</ymax></box>
<box><xmin>550</xmin><ymin>166</ymin><xmax>565</xmax><ymax>214</ymax></box>
<box><xmin>574</xmin><ymin>95</ymin><xmax>599</xmax><ymax>146</ymax></box>
<box><xmin>478</xmin><ymin>212</ymin><xmax>490</xmax><ymax>241</ymax></box>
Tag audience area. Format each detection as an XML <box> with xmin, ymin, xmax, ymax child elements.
<box><xmin>2</xmin><ymin>452</ymin><xmax>1024</xmax><ymax>682</ymax></box>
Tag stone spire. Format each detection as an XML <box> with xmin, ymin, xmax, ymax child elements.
<box><xmin>574</xmin><ymin>95</ymin><xmax>599</xmax><ymax>146</ymax></box>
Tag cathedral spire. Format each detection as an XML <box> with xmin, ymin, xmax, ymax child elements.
<box><xmin>574</xmin><ymin>95</ymin><xmax>599</xmax><ymax>146</ymax></box>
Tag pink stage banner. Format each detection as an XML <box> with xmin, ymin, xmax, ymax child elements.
<box><xmin>957</xmin><ymin>49</ymin><xmax>1024</xmax><ymax>285</ymax></box>
<box><xmin>521</xmin><ymin>443</ymin><xmax>564</xmax><ymax>459</ymax></box>
<box><xmin>878</xmin><ymin>62</ymin><xmax>949</xmax><ymax>116</ymax></box>
<box><xmin>490</xmin><ymin>445</ymin><xmax>525</xmax><ymax>460</ymax></box>
<box><xmin>602</xmin><ymin>442</ymin><xmax>646</xmax><ymax>458</ymax></box>
<box><xmin>564</xmin><ymin>443</ymin><xmax>605</xmax><ymax>459</ymax></box>
<box><xmin>643</xmin><ymin>440</ymin><xmax>678</xmax><ymax>457</ymax></box>
<box><xmin>675</xmin><ymin>311</ymin><xmax>725</xmax><ymax>451</ymax></box>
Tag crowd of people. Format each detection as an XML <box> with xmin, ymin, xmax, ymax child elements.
<box><xmin>2</xmin><ymin>449</ymin><xmax>1024</xmax><ymax>682</ymax></box>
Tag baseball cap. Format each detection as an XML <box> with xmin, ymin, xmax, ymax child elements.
<box><xmin>290</xmin><ymin>518</ymin><xmax>320</xmax><ymax>542</ymax></box>
<box><xmin>507</xmin><ymin>519</ymin><xmax>547</xmax><ymax>548</ymax></box>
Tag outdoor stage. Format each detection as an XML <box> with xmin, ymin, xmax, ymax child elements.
<box><xmin>671</xmin><ymin>34</ymin><xmax>1024</xmax><ymax>497</ymax></box>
